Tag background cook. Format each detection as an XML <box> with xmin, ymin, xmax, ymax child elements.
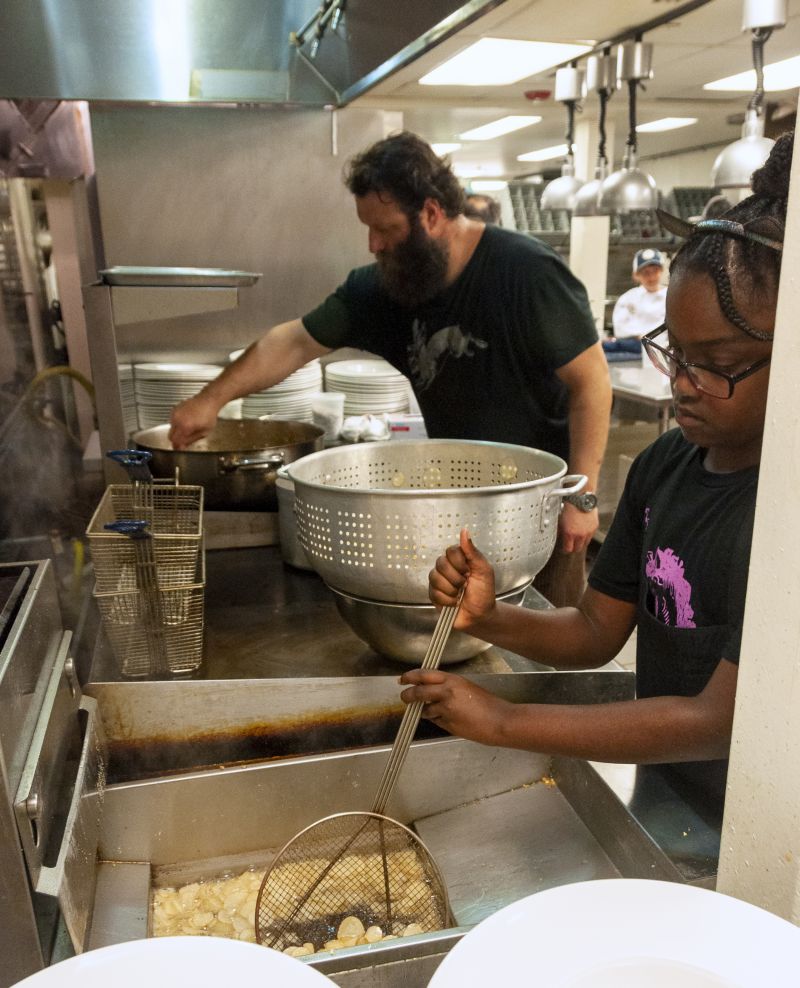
<box><xmin>169</xmin><ymin>131</ymin><xmax>611</xmax><ymax>607</ymax></box>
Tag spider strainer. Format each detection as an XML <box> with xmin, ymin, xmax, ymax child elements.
<box><xmin>255</xmin><ymin>594</ymin><xmax>462</xmax><ymax>951</ymax></box>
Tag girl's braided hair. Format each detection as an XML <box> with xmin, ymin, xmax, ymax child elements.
<box><xmin>670</xmin><ymin>131</ymin><xmax>793</xmax><ymax>340</ymax></box>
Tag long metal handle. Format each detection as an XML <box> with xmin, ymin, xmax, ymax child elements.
<box><xmin>371</xmin><ymin>587</ymin><xmax>465</xmax><ymax>815</ymax></box>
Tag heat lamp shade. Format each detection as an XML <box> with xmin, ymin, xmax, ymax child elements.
<box><xmin>711</xmin><ymin>133</ymin><xmax>775</xmax><ymax>188</ymax></box>
<box><xmin>572</xmin><ymin>177</ymin><xmax>609</xmax><ymax>216</ymax></box>
<box><xmin>540</xmin><ymin>173</ymin><xmax>584</xmax><ymax>210</ymax></box>
<box><xmin>598</xmin><ymin>165</ymin><xmax>658</xmax><ymax>212</ymax></box>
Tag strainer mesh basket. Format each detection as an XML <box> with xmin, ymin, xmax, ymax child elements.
<box><xmin>255</xmin><ymin>812</ymin><xmax>451</xmax><ymax>952</ymax></box>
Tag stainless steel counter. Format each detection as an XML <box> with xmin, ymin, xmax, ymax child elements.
<box><xmin>71</xmin><ymin>545</ymin><xmax>724</xmax><ymax>987</ymax></box>
<box><xmin>88</xmin><ymin>545</ymin><xmax>557</xmax><ymax>682</ymax></box>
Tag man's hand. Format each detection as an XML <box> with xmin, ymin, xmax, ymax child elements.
<box><xmin>168</xmin><ymin>392</ymin><xmax>220</xmax><ymax>449</ymax></box>
<box><xmin>557</xmin><ymin>503</ymin><xmax>598</xmax><ymax>554</ymax></box>
<box><xmin>399</xmin><ymin>669</ymin><xmax>511</xmax><ymax>746</ymax></box>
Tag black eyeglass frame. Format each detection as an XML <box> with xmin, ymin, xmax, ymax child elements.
<box><xmin>641</xmin><ymin>325</ymin><xmax>772</xmax><ymax>400</ymax></box>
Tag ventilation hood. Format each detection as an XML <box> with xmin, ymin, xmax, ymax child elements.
<box><xmin>0</xmin><ymin>0</ymin><xmax>504</xmax><ymax>106</ymax></box>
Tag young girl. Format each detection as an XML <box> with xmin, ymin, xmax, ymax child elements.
<box><xmin>400</xmin><ymin>132</ymin><xmax>792</xmax><ymax>820</ymax></box>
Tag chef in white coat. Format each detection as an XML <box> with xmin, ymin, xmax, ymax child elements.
<box><xmin>603</xmin><ymin>248</ymin><xmax>667</xmax><ymax>361</ymax></box>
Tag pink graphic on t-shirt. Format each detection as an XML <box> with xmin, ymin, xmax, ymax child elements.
<box><xmin>645</xmin><ymin>546</ymin><xmax>696</xmax><ymax>628</ymax></box>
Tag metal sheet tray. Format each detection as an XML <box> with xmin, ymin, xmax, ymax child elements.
<box><xmin>99</xmin><ymin>266</ymin><xmax>261</xmax><ymax>287</ymax></box>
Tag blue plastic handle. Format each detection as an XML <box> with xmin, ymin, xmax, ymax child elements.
<box><xmin>106</xmin><ymin>449</ymin><xmax>153</xmax><ymax>482</ymax></box>
<box><xmin>104</xmin><ymin>520</ymin><xmax>151</xmax><ymax>539</ymax></box>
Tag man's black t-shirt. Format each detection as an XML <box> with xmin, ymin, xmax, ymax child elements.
<box><xmin>589</xmin><ymin>428</ymin><xmax>758</xmax><ymax>817</ymax></box>
<box><xmin>301</xmin><ymin>225</ymin><xmax>598</xmax><ymax>459</ymax></box>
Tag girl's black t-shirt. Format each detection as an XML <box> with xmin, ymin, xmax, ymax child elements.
<box><xmin>589</xmin><ymin>428</ymin><xmax>759</xmax><ymax>819</ymax></box>
<box><xmin>302</xmin><ymin>225</ymin><xmax>598</xmax><ymax>459</ymax></box>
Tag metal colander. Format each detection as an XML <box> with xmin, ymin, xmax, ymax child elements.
<box><xmin>288</xmin><ymin>439</ymin><xmax>585</xmax><ymax>602</ymax></box>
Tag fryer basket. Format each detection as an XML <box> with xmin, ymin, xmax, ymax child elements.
<box><xmin>93</xmin><ymin>551</ymin><xmax>205</xmax><ymax>678</ymax></box>
<box><xmin>87</xmin><ymin>483</ymin><xmax>204</xmax><ymax>592</ymax></box>
<box><xmin>288</xmin><ymin>440</ymin><xmax>585</xmax><ymax>602</ymax></box>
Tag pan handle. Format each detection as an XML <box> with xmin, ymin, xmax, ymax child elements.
<box><xmin>218</xmin><ymin>453</ymin><xmax>285</xmax><ymax>474</ymax></box>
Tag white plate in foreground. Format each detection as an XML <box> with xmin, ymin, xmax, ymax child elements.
<box><xmin>14</xmin><ymin>936</ymin><xmax>334</xmax><ymax>988</ymax></box>
<box><xmin>428</xmin><ymin>879</ymin><xmax>800</xmax><ymax>988</ymax></box>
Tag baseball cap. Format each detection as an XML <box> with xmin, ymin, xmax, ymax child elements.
<box><xmin>633</xmin><ymin>247</ymin><xmax>664</xmax><ymax>273</ymax></box>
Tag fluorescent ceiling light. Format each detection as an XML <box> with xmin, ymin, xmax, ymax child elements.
<box><xmin>431</xmin><ymin>143</ymin><xmax>462</xmax><ymax>155</ymax></box>
<box><xmin>636</xmin><ymin>117</ymin><xmax>698</xmax><ymax>133</ymax></box>
<box><xmin>470</xmin><ymin>180</ymin><xmax>508</xmax><ymax>191</ymax></box>
<box><xmin>419</xmin><ymin>39</ymin><xmax>593</xmax><ymax>87</ymax></box>
<box><xmin>453</xmin><ymin>163</ymin><xmax>505</xmax><ymax>179</ymax></box>
<box><xmin>517</xmin><ymin>144</ymin><xmax>568</xmax><ymax>162</ymax></box>
<box><xmin>704</xmin><ymin>54</ymin><xmax>800</xmax><ymax>92</ymax></box>
<box><xmin>459</xmin><ymin>115</ymin><xmax>542</xmax><ymax>141</ymax></box>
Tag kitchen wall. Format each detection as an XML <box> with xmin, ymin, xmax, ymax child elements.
<box><xmin>89</xmin><ymin>104</ymin><xmax>401</xmax><ymax>364</ymax></box>
<box><xmin>644</xmin><ymin>145</ymin><xmax>720</xmax><ymax>196</ymax></box>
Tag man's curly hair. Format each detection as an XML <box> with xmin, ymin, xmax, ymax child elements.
<box><xmin>344</xmin><ymin>131</ymin><xmax>465</xmax><ymax>219</ymax></box>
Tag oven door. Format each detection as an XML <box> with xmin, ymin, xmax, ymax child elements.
<box><xmin>14</xmin><ymin>632</ymin><xmax>107</xmax><ymax>955</ymax></box>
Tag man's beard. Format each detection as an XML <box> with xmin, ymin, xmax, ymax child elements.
<box><xmin>376</xmin><ymin>215</ymin><xmax>450</xmax><ymax>307</ymax></box>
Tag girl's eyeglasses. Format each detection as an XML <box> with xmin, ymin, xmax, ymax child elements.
<box><xmin>641</xmin><ymin>325</ymin><xmax>771</xmax><ymax>400</ymax></box>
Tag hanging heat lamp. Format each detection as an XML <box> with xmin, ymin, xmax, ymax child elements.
<box><xmin>573</xmin><ymin>49</ymin><xmax>616</xmax><ymax>216</ymax></box>
<box><xmin>711</xmin><ymin>0</ymin><xmax>785</xmax><ymax>188</ymax></box>
<box><xmin>540</xmin><ymin>65</ymin><xmax>585</xmax><ymax>210</ymax></box>
<box><xmin>598</xmin><ymin>39</ymin><xmax>658</xmax><ymax>213</ymax></box>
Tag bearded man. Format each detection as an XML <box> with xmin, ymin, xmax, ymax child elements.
<box><xmin>169</xmin><ymin>132</ymin><xmax>611</xmax><ymax>606</ymax></box>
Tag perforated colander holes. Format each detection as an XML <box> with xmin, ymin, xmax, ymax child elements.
<box><xmin>482</xmin><ymin>503</ymin><xmax>531</xmax><ymax>561</ymax></box>
<box><xmin>297</xmin><ymin>503</ymin><xmax>335</xmax><ymax>561</ymax></box>
<box><xmin>435</xmin><ymin>510</ymin><xmax>480</xmax><ymax>553</ymax></box>
<box><xmin>335</xmin><ymin>509</ymin><xmax>375</xmax><ymax>568</ymax></box>
<box><xmin>384</xmin><ymin>517</ymin><xmax>428</xmax><ymax>569</ymax></box>
<box><xmin>441</xmin><ymin>458</ymin><xmax>486</xmax><ymax>489</ymax></box>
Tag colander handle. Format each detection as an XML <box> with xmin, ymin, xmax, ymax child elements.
<box><xmin>541</xmin><ymin>474</ymin><xmax>588</xmax><ymax>531</ymax></box>
<box><xmin>549</xmin><ymin>474</ymin><xmax>587</xmax><ymax>499</ymax></box>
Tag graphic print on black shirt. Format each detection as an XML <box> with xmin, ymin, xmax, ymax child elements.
<box><xmin>408</xmin><ymin>318</ymin><xmax>488</xmax><ymax>391</ymax></box>
<box><xmin>644</xmin><ymin>535</ymin><xmax>697</xmax><ymax>628</ymax></box>
<box><xmin>301</xmin><ymin>225</ymin><xmax>598</xmax><ymax>451</ymax></box>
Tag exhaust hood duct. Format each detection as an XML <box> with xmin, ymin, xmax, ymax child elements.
<box><xmin>711</xmin><ymin>0</ymin><xmax>785</xmax><ymax>188</ymax></box>
<box><xmin>598</xmin><ymin>40</ymin><xmax>658</xmax><ymax>213</ymax></box>
<box><xmin>540</xmin><ymin>66</ymin><xmax>585</xmax><ymax>211</ymax></box>
<box><xmin>0</xmin><ymin>0</ymin><xmax>505</xmax><ymax>107</ymax></box>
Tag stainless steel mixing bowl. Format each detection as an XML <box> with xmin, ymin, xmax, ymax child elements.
<box><xmin>330</xmin><ymin>584</ymin><xmax>529</xmax><ymax>664</ymax></box>
<box><xmin>289</xmin><ymin>439</ymin><xmax>585</xmax><ymax>603</ymax></box>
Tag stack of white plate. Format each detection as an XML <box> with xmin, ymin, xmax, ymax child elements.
<box><xmin>133</xmin><ymin>362</ymin><xmax>222</xmax><ymax>429</ymax></box>
<box><xmin>118</xmin><ymin>364</ymin><xmax>139</xmax><ymax>437</ymax></box>
<box><xmin>324</xmin><ymin>359</ymin><xmax>410</xmax><ymax>415</ymax></box>
<box><xmin>230</xmin><ymin>350</ymin><xmax>323</xmax><ymax>422</ymax></box>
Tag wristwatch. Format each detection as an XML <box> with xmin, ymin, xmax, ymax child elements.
<box><xmin>565</xmin><ymin>491</ymin><xmax>598</xmax><ymax>512</ymax></box>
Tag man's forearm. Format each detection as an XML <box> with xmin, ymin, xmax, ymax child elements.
<box><xmin>567</xmin><ymin>378</ymin><xmax>612</xmax><ymax>491</ymax></box>
<box><xmin>203</xmin><ymin>319</ymin><xmax>328</xmax><ymax>409</ymax></box>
